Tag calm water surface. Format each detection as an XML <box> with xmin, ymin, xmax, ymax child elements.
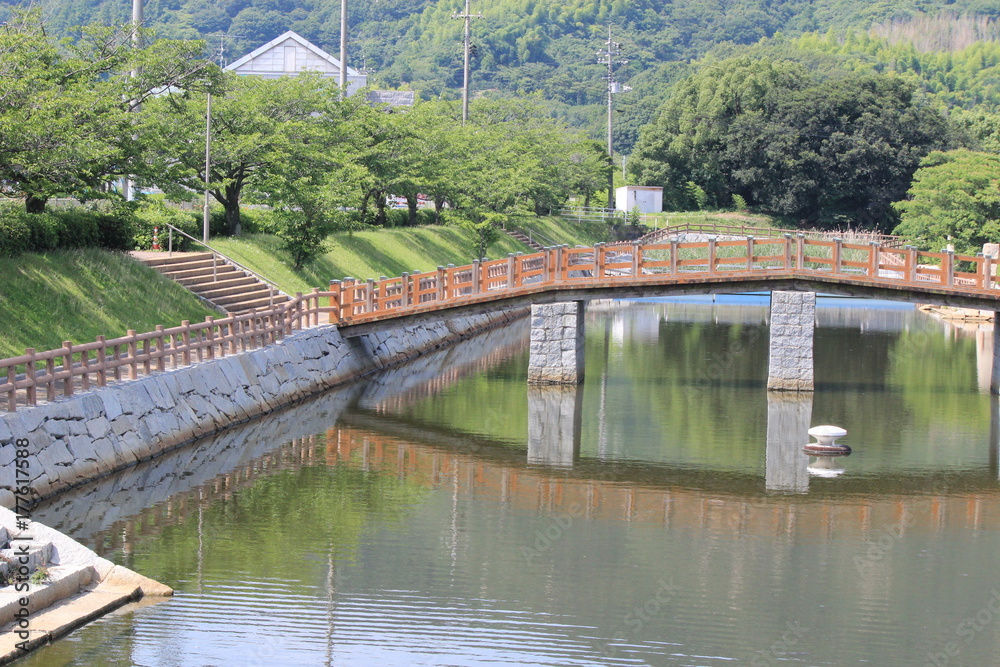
<box><xmin>21</xmin><ymin>296</ymin><xmax>1000</xmax><ymax>666</ymax></box>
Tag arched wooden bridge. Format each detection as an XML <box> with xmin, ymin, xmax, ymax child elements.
<box><xmin>330</xmin><ymin>236</ymin><xmax>1000</xmax><ymax>334</ymax></box>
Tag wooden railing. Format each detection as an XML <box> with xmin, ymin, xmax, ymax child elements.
<box><xmin>2</xmin><ymin>235</ymin><xmax>996</xmax><ymax>413</ymax></box>
<box><xmin>640</xmin><ymin>223</ymin><xmax>907</xmax><ymax>248</ymax></box>
<box><xmin>330</xmin><ymin>236</ymin><xmax>998</xmax><ymax>327</ymax></box>
<box><xmin>0</xmin><ymin>290</ymin><xmax>333</xmax><ymax>412</ymax></box>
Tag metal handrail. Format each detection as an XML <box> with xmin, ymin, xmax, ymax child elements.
<box><xmin>163</xmin><ymin>223</ymin><xmax>286</xmax><ymax>301</ymax></box>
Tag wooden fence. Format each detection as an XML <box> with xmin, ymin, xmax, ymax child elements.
<box><xmin>1</xmin><ymin>235</ymin><xmax>996</xmax><ymax>413</ymax></box>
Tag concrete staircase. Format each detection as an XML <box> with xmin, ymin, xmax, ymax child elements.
<box><xmin>502</xmin><ymin>228</ymin><xmax>545</xmax><ymax>252</ymax></box>
<box><xmin>135</xmin><ymin>252</ymin><xmax>288</xmax><ymax>314</ymax></box>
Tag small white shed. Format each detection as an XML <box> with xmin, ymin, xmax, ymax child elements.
<box><xmin>615</xmin><ymin>186</ymin><xmax>663</xmax><ymax>214</ymax></box>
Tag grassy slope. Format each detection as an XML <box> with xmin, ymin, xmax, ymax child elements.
<box><xmin>0</xmin><ymin>248</ymin><xmax>216</xmax><ymax>358</ymax></box>
<box><xmin>210</xmin><ymin>218</ymin><xmax>606</xmax><ymax>295</ymax></box>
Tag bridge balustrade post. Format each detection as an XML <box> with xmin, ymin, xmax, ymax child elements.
<box><xmin>782</xmin><ymin>234</ymin><xmax>792</xmax><ymax>270</ymax></box>
<box><xmin>833</xmin><ymin>238</ymin><xmax>843</xmax><ymax>275</ymax></box>
<box><xmin>341</xmin><ymin>278</ymin><xmax>356</xmax><ymax>320</ymax></box>
<box><xmin>365</xmin><ymin>279</ymin><xmax>376</xmax><ymax>312</ymax></box>
<box><xmin>470</xmin><ymin>264</ymin><xmax>480</xmax><ymax>295</ymax></box>
<box><xmin>670</xmin><ymin>237</ymin><xmax>679</xmax><ymax>275</ymax></box>
<box><xmin>554</xmin><ymin>246</ymin><xmax>564</xmax><ymax>283</ymax></box>
<box><xmin>398</xmin><ymin>273</ymin><xmax>409</xmax><ymax>307</ymax></box>
<box><xmin>329</xmin><ymin>280</ymin><xmax>341</xmax><ymax>324</ymax></box>
<box><xmin>528</xmin><ymin>301</ymin><xmax>585</xmax><ymax>385</ymax></box>
<box><xmin>435</xmin><ymin>267</ymin><xmax>445</xmax><ymax>301</ymax></box>
<box><xmin>746</xmin><ymin>236</ymin><xmax>755</xmax><ymax>272</ymax></box>
<box><xmin>506</xmin><ymin>255</ymin><xmax>516</xmax><ymax>289</ymax></box>
<box><xmin>708</xmin><ymin>236</ymin><xmax>717</xmax><ymax>274</ymax></box>
<box><xmin>594</xmin><ymin>243</ymin><xmax>605</xmax><ymax>279</ymax></box>
<box><xmin>796</xmin><ymin>234</ymin><xmax>805</xmax><ymax>269</ymax></box>
<box><xmin>906</xmin><ymin>247</ymin><xmax>918</xmax><ymax>283</ymax></box>
<box><xmin>767</xmin><ymin>291</ymin><xmax>815</xmax><ymax>392</ymax></box>
<box><xmin>983</xmin><ymin>255</ymin><xmax>994</xmax><ymax>290</ymax></box>
<box><xmin>869</xmin><ymin>242</ymin><xmax>880</xmax><ymax>278</ymax></box>
<box><xmin>944</xmin><ymin>250</ymin><xmax>955</xmax><ymax>287</ymax></box>
<box><xmin>631</xmin><ymin>242</ymin><xmax>640</xmax><ymax>277</ymax></box>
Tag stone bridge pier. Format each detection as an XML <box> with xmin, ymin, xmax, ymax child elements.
<box><xmin>528</xmin><ymin>301</ymin><xmax>585</xmax><ymax>385</ymax></box>
<box><xmin>767</xmin><ymin>291</ymin><xmax>816</xmax><ymax>392</ymax></box>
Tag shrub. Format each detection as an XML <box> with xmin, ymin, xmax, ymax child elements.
<box><xmin>0</xmin><ymin>207</ymin><xmax>32</xmax><ymax>257</ymax></box>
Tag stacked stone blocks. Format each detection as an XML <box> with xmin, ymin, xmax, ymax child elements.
<box><xmin>767</xmin><ymin>291</ymin><xmax>815</xmax><ymax>392</ymax></box>
<box><xmin>527</xmin><ymin>302</ymin><xmax>585</xmax><ymax>385</ymax></box>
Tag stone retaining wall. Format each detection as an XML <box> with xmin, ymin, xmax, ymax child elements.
<box><xmin>0</xmin><ymin>309</ymin><xmax>527</xmax><ymax>506</ymax></box>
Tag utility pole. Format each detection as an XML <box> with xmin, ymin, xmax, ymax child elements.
<box><xmin>125</xmin><ymin>0</ymin><xmax>143</xmax><ymax>201</ymax></box>
<box><xmin>597</xmin><ymin>26</ymin><xmax>628</xmax><ymax>211</ymax></box>
<box><xmin>452</xmin><ymin>0</ymin><xmax>481</xmax><ymax>124</ymax></box>
<box><xmin>339</xmin><ymin>0</ymin><xmax>348</xmax><ymax>98</ymax></box>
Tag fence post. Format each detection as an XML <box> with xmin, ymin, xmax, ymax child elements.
<box><xmin>746</xmin><ymin>236</ymin><xmax>754</xmax><ymax>272</ymax></box>
<box><xmin>80</xmin><ymin>346</ymin><xmax>90</xmax><ymax>392</ymax></box>
<box><xmin>96</xmin><ymin>336</ymin><xmax>107</xmax><ymax>387</ymax></box>
<box><xmin>25</xmin><ymin>349</ymin><xmax>36</xmax><ymax>407</ymax></box>
<box><xmin>295</xmin><ymin>293</ymin><xmax>304</xmax><ymax>333</ymax></box>
<box><xmin>311</xmin><ymin>288</ymin><xmax>320</xmax><ymax>327</ymax></box>
<box><xmin>206</xmin><ymin>317</ymin><xmax>216</xmax><ymax>359</ymax></box>
<box><xmin>944</xmin><ymin>249</ymin><xmax>954</xmax><ymax>287</ymax></box>
<box><xmin>142</xmin><ymin>338</ymin><xmax>151</xmax><ymax>375</ymax></box>
<box><xmin>7</xmin><ymin>366</ymin><xmax>15</xmax><ymax>412</ymax></box>
<box><xmin>46</xmin><ymin>354</ymin><xmax>55</xmax><ymax>402</ymax></box>
<box><xmin>127</xmin><ymin>330</ymin><xmax>138</xmax><ymax>380</ymax></box>
<box><xmin>62</xmin><ymin>341</ymin><xmax>73</xmax><ymax>397</ymax></box>
<box><xmin>156</xmin><ymin>325</ymin><xmax>166</xmax><ymax>369</ymax></box>
<box><xmin>181</xmin><ymin>321</ymin><xmax>191</xmax><ymax>366</ymax></box>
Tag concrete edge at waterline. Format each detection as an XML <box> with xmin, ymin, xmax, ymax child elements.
<box><xmin>0</xmin><ymin>306</ymin><xmax>529</xmax><ymax>663</ymax></box>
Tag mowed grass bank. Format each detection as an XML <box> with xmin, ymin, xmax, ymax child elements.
<box><xmin>0</xmin><ymin>248</ymin><xmax>215</xmax><ymax>358</ymax></box>
<box><xmin>211</xmin><ymin>218</ymin><xmax>611</xmax><ymax>295</ymax></box>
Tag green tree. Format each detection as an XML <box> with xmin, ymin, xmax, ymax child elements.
<box><xmin>139</xmin><ymin>72</ymin><xmax>334</xmax><ymax>235</ymax></box>
<box><xmin>0</xmin><ymin>9</ymin><xmax>215</xmax><ymax>212</ymax></box>
<box><xmin>892</xmin><ymin>149</ymin><xmax>1000</xmax><ymax>254</ymax></box>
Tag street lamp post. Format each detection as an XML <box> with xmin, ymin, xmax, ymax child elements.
<box><xmin>203</xmin><ymin>92</ymin><xmax>211</xmax><ymax>245</ymax></box>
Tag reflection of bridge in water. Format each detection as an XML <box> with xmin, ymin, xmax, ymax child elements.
<box><xmin>326</xmin><ymin>418</ymin><xmax>1000</xmax><ymax>538</ymax></box>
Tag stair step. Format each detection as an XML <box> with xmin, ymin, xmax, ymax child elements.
<box><xmin>212</xmin><ymin>288</ymin><xmax>275</xmax><ymax>307</ymax></box>
<box><xmin>149</xmin><ymin>258</ymin><xmax>218</xmax><ymax>273</ymax></box>
<box><xmin>226</xmin><ymin>295</ymin><xmax>290</xmax><ymax>312</ymax></box>
<box><xmin>141</xmin><ymin>252</ymin><xmax>214</xmax><ymax>268</ymax></box>
<box><xmin>172</xmin><ymin>266</ymin><xmax>240</xmax><ymax>283</ymax></box>
<box><xmin>196</xmin><ymin>281</ymin><xmax>269</xmax><ymax>299</ymax></box>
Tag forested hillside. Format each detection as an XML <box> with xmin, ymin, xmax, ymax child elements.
<box><xmin>8</xmin><ymin>0</ymin><xmax>1000</xmax><ymax>153</ymax></box>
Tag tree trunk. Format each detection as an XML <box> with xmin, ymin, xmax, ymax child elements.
<box><xmin>583</xmin><ymin>191</ymin><xmax>591</xmax><ymax>208</ymax></box>
<box><xmin>223</xmin><ymin>184</ymin><xmax>242</xmax><ymax>235</ymax></box>
<box><xmin>434</xmin><ymin>196</ymin><xmax>446</xmax><ymax>224</ymax></box>
<box><xmin>406</xmin><ymin>196</ymin><xmax>418</xmax><ymax>226</ymax></box>
<box><xmin>25</xmin><ymin>194</ymin><xmax>48</xmax><ymax>214</ymax></box>
<box><xmin>375</xmin><ymin>193</ymin><xmax>387</xmax><ymax>227</ymax></box>
<box><xmin>359</xmin><ymin>190</ymin><xmax>372</xmax><ymax>226</ymax></box>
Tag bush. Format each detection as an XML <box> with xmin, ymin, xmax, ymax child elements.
<box><xmin>0</xmin><ymin>208</ymin><xmax>32</xmax><ymax>257</ymax></box>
